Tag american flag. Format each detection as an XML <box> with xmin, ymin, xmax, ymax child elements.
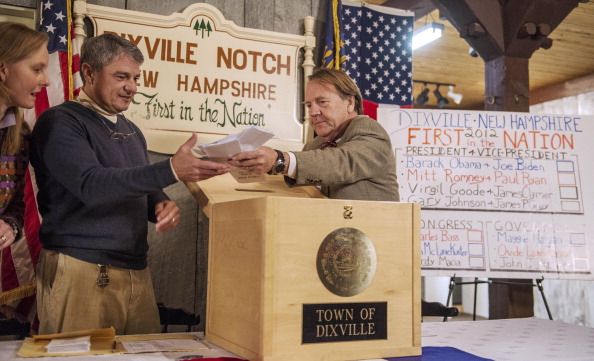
<box><xmin>322</xmin><ymin>0</ymin><xmax>348</xmax><ymax>70</ymax></box>
<box><xmin>0</xmin><ymin>0</ymin><xmax>81</xmax><ymax>322</ymax></box>
<box><xmin>323</xmin><ymin>0</ymin><xmax>414</xmax><ymax>118</ymax></box>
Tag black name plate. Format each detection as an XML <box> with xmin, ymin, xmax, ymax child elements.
<box><xmin>302</xmin><ymin>302</ymin><xmax>387</xmax><ymax>343</ymax></box>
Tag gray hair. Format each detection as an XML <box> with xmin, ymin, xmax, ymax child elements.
<box><xmin>80</xmin><ymin>33</ymin><xmax>143</xmax><ymax>81</ymax></box>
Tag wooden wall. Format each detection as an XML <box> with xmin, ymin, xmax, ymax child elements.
<box><xmin>86</xmin><ymin>0</ymin><xmax>327</xmax><ymax>36</ymax></box>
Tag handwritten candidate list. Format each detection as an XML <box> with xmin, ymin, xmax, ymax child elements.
<box><xmin>380</xmin><ymin>109</ymin><xmax>593</xmax><ymax>279</ymax></box>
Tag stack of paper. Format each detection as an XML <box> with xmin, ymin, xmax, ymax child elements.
<box><xmin>45</xmin><ymin>335</ymin><xmax>91</xmax><ymax>354</ymax></box>
<box><xmin>193</xmin><ymin>126</ymin><xmax>274</xmax><ymax>159</ymax></box>
<box><xmin>19</xmin><ymin>327</ymin><xmax>115</xmax><ymax>357</ymax></box>
<box><xmin>192</xmin><ymin>126</ymin><xmax>275</xmax><ymax>183</ymax></box>
<box><xmin>119</xmin><ymin>338</ymin><xmax>208</xmax><ymax>353</ymax></box>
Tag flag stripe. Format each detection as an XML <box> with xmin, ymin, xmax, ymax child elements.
<box><xmin>47</xmin><ymin>53</ymin><xmax>66</xmax><ymax>107</ymax></box>
<box><xmin>23</xmin><ymin>167</ymin><xmax>41</xmax><ymax>267</ymax></box>
<box><xmin>59</xmin><ymin>51</ymin><xmax>70</xmax><ymax>102</ymax></box>
<box><xmin>1</xmin><ymin>248</ymin><xmax>18</xmax><ymax>291</ymax></box>
<box><xmin>34</xmin><ymin>88</ymin><xmax>50</xmax><ymax>118</ymax></box>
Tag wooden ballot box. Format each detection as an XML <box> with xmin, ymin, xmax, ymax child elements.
<box><xmin>188</xmin><ymin>174</ymin><xmax>421</xmax><ymax>361</ymax></box>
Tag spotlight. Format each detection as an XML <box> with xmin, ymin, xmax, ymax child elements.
<box><xmin>433</xmin><ymin>86</ymin><xmax>449</xmax><ymax>108</ymax></box>
<box><xmin>414</xmin><ymin>86</ymin><xmax>430</xmax><ymax>106</ymax></box>
<box><xmin>447</xmin><ymin>85</ymin><xmax>463</xmax><ymax>104</ymax></box>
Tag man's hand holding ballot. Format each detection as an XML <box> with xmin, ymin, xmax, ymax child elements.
<box><xmin>229</xmin><ymin>147</ymin><xmax>287</xmax><ymax>176</ymax></box>
<box><xmin>172</xmin><ymin>133</ymin><xmax>231</xmax><ymax>182</ymax></box>
<box><xmin>193</xmin><ymin>126</ymin><xmax>275</xmax><ymax>183</ymax></box>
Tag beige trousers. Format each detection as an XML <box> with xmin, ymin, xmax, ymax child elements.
<box><xmin>36</xmin><ymin>249</ymin><xmax>160</xmax><ymax>335</ymax></box>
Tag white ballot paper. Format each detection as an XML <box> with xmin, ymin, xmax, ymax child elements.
<box><xmin>120</xmin><ymin>338</ymin><xmax>208</xmax><ymax>353</ymax></box>
<box><xmin>46</xmin><ymin>335</ymin><xmax>91</xmax><ymax>354</ymax></box>
<box><xmin>193</xmin><ymin>127</ymin><xmax>274</xmax><ymax>183</ymax></box>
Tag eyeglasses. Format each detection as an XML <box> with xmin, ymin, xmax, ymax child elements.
<box><xmin>95</xmin><ymin>114</ymin><xmax>137</xmax><ymax>141</ymax></box>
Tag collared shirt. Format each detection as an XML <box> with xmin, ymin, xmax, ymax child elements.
<box><xmin>0</xmin><ymin>108</ymin><xmax>17</xmax><ymax>129</ymax></box>
<box><xmin>76</xmin><ymin>90</ymin><xmax>119</xmax><ymax>124</ymax></box>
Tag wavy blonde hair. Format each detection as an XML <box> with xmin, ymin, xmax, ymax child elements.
<box><xmin>0</xmin><ymin>22</ymin><xmax>48</xmax><ymax>154</ymax></box>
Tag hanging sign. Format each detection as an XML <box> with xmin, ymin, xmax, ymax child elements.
<box><xmin>85</xmin><ymin>3</ymin><xmax>305</xmax><ymax>152</ymax></box>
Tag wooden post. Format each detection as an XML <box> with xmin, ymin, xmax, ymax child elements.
<box><xmin>72</xmin><ymin>0</ymin><xmax>88</xmax><ymax>49</ymax></box>
<box><xmin>484</xmin><ymin>56</ymin><xmax>529</xmax><ymax>112</ymax></box>
<box><xmin>483</xmin><ymin>55</ymin><xmax>534</xmax><ymax>318</ymax></box>
<box><xmin>302</xmin><ymin>15</ymin><xmax>316</xmax><ymax>143</ymax></box>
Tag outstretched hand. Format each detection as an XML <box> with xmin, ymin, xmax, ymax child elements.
<box><xmin>171</xmin><ymin>134</ymin><xmax>231</xmax><ymax>182</ymax></box>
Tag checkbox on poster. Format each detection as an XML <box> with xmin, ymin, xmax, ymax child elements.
<box><xmin>556</xmin><ymin>160</ymin><xmax>575</xmax><ymax>172</ymax></box>
<box><xmin>557</xmin><ymin>172</ymin><xmax>576</xmax><ymax>185</ymax></box>
<box><xmin>561</xmin><ymin>201</ymin><xmax>580</xmax><ymax>212</ymax></box>
<box><xmin>570</xmin><ymin>233</ymin><xmax>586</xmax><ymax>246</ymax></box>
<box><xmin>467</xmin><ymin>229</ymin><xmax>483</xmax><ymax>242</ymax></box>
<box><xmin>469</xmin><ymin>257</ymin><xmax>484</xmax><ymax>268</ymax></box>
<box><xmin>573</xmin><ymin>258</ymin><xmax>589</xmax><ymax>271</ymax></box>
<box><xmin>559</xmin><ymin>186</ymin><xmax>578</xmax><ymax>199</ymax></box>
<box><xmin>468</xmin><ymin>243</ymin><xmax>484</xmax><ymax>256</ymax></box>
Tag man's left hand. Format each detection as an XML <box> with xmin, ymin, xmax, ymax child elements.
<box><xmin>155</xmin><ymin>200</ymin><xmax>180</xmax><ymax>233</ymax></box>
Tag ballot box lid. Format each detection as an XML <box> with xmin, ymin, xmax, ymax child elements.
<box><xmin>186</xmin><ymin>173</ymin><xmax>325</xmax><ymax>217</ymax></box>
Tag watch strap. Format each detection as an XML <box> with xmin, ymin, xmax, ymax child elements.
<box><xmin>268</xmin><ymin>149</ymin><xmax>285</xmax><ymax>175</ymax></box>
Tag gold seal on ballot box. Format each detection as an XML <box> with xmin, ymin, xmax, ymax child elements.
<box><xmin>316</xmin><ymin>227</ymin><xmax>377</xmax><ymax>297</ymax></box>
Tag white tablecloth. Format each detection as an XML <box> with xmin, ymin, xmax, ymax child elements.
<box><xmin>1</xmin><ymin>318</ymin><xmax>593</xmax><ymax>361</ymax></box>
<box><xmin>422</xmin><ymin>318</ymin><xmax>594</xmax><ymax>361</ymax></box>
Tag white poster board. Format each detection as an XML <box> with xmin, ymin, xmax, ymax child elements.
<box><xmin>379</xmin><ymin>107</ymin><xmax>593</xmax><ymax>280</ymax></box>
<box><xmin>82</xmin><ymin>3</ymin><xmax>308</xmax><ymax>153</ymax></box>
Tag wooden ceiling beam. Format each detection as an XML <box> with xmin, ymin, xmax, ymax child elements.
<box><xmin>505</xmin><ymin>0</ymin><xmax>582</xmax><ymax>57</ymax></box>
<box><xmin>427</xmin><ymin>0</ymin><xmax>584</xmax><ymax>112</ymax></box>
<box><xmin>431</xmin><ymin>0</ymin><xmax>581</xmax><ymax>61</ymax></box>
<box><xmin>383</xmin><ymin>0</ymin><xmax>436</xmax><ymax>18</ymax></box>
<box><xmin>530</xmin><ymin>72</ymin><xmax>594</xmax><ymax>105</ymax></box>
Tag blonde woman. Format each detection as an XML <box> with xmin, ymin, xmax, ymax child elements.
<box><xmin>0</xmin><ymin>22</ymin><xmax>48</xmax><ymax>250</ymax></box>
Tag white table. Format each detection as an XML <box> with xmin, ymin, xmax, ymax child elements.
<box><xmin>1</xmin><ymin>318</ymin><xmax>593</xmax><ymax>361</ymax></box>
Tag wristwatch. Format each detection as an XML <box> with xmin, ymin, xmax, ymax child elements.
<box><xmin>267</xmin><ymin>150</ymin><xmax>286</xmax><ymax>175</ymax></box>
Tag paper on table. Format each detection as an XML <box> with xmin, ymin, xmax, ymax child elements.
<box><xmin>18</xmin><ymin>327</ymin><xmax>116</xmax><ymax>357</ymax></box>
<box><xmin>120</xmin><ymin>338</ymin><xmax>208</xmax><ymax>353</ymax></box>
<box><xmin>46</xmin><ymin>335</ymin><xmax>91</xmax><ymax>353</ymax></box>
